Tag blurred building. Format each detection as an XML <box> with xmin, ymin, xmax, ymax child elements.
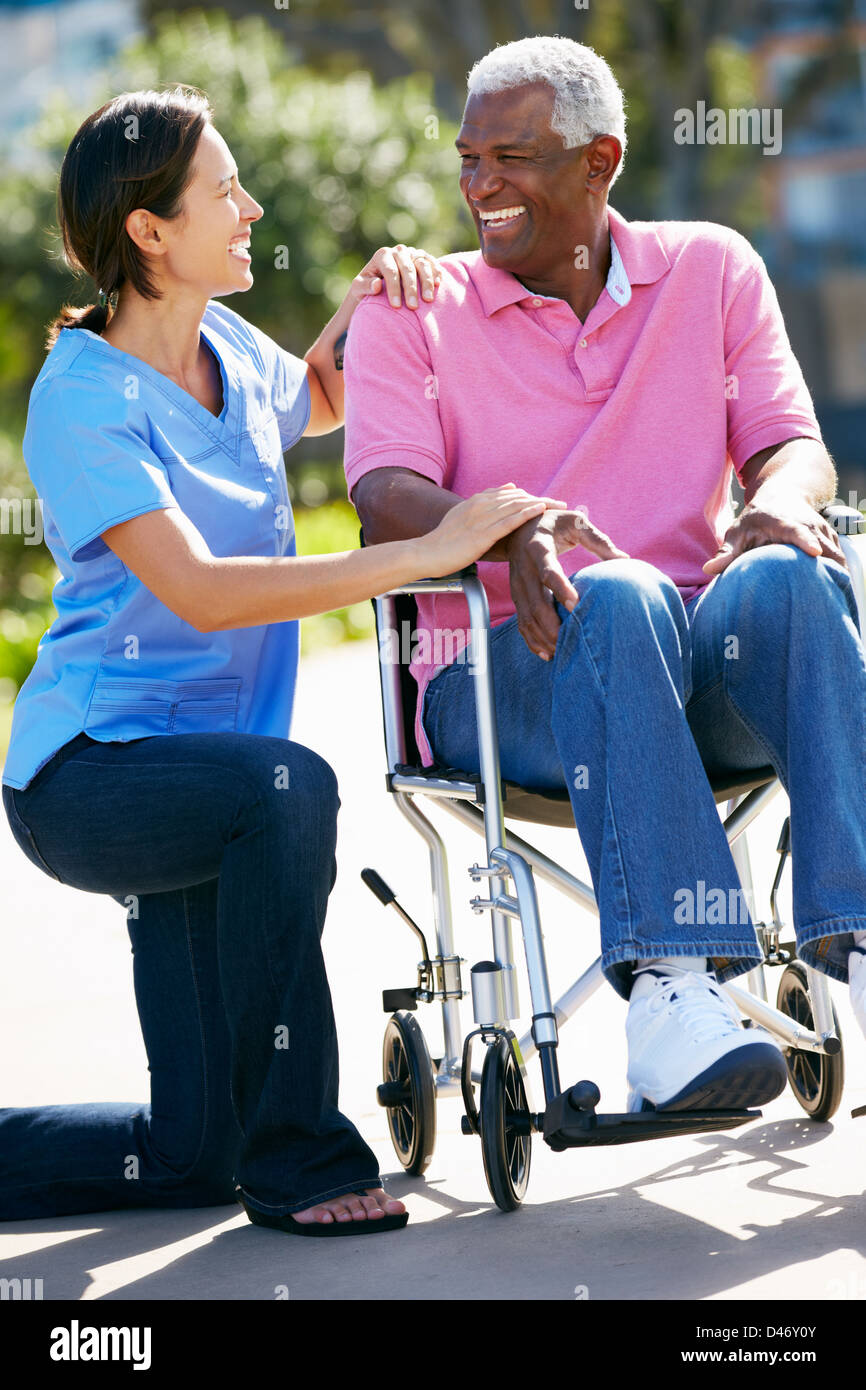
<box><xmin>0</xmin><ymin>0</ymin><xmax>142</xmax><ymax>165</ymax></box>
<box><xmin>750</xmin><ymin>0</ymin><xmax>866</xmax><ymax>490</ymax></box>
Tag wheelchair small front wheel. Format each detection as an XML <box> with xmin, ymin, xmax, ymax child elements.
<box><xmin>479</xmin><ymin>1035</ymin><xmax>532</xmax><ymax>1212</ymax></box>
<box><xmin>380</xmin><ymin>1012</ymin><xmax>436</xmax><ymax>1174</ymax></box>
<box><xmin>776</xmin><ymin>962</ymin><xmax>844</xmax><ymax>1121</ymax></box>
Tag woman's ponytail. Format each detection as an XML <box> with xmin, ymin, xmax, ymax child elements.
<box><xmin>45</xmin><ymin>300</ymin><xmax>113</xmax><ymax>350</ymax></box>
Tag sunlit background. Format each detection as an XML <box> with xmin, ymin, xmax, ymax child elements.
<box><xmin>1</xmin><ymin>0</ymin><xmax>865</xmax><ymax>760</ymax></box>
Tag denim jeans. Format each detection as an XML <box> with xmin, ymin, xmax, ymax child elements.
<box><xmin>1</xmin><ymin>730</ymin><xmax>381</xmax><ymax>1220</ymax></box>
<box><xmin>422</xmin><ymin>545</ymin><xmax>866</xmax><ymax>1000</ymax></box>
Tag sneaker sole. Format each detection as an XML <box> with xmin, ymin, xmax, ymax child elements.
<box><xmin>635</xmin><ymin>1041</ymin><xmax>789</xmax><ymax>1113</ymax></box>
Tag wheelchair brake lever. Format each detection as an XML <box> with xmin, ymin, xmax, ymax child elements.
<box><xmin>361</xmin><ymin>867</ymin><xmax>435</xmax><ymax>1001</ymax></box>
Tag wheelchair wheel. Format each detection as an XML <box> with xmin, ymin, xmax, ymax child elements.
<box><xmin>776</xmin><ymin>963</ymin><xmax>844</xmax><ymax>1121</ymax></box>
<box><xmin>381</xmin><ymin>1012</ymin><xmax>436</xmax><ymax>1174</ymax></box>
<box><xmin>479</xmin><ymin>1034</ymin><xmax>532</xmax><ymax>1212</ymax></box>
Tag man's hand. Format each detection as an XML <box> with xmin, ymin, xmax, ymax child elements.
<box><xmin>419</xmin><ymin>484</ymin><xmax>566</xmax><ymax>578</ymax></box>
<box><xmin>505</xmin><ymin>509</ymin><xmax>630</xmax><ymax>660</ymax></box>
<box><xmin>703</xmin><ymin>487</ymin><xmax>847</xmax><ymax>577</ymax></box>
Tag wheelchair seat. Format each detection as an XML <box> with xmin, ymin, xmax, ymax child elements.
<box><xmin>392</xmin><ymin>760</ymin><xmax>777</xmax><ymax>829</ymax></box>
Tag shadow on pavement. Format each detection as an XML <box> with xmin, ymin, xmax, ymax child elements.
<box><xmin>2</xmin><ymin>1117</ymin><xmax>863</xmax><ymax>1301</ymax></box>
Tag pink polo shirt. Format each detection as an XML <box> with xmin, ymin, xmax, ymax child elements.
<box><xmin>343</xmin><ymin>204</ymin><xmax>822</xmax><ymax>765</ymax></box>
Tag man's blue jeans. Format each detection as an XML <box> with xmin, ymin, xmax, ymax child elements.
<box><xmin>422</xmin><ymin>545</ymin><xmax>866</xmax><ymax>1000</ymax></box>
<box><xmin>1</xmin><ymin>731</ymin><xmax>381</xmax><ymax>1220</ymax></box>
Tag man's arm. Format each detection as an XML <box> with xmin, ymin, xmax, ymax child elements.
<box><xmin>353</xmin><ymin>467</ymin><xmax>515</xmax><ymax>561</ymax></box>
<box><xmin>708</xmin><ymin>230</ymin><xmax>843</xmax><ymax>575</ymax></box>
<box><xmin>703</xmin><ymin>436</ymin><xmax>845</xmax><ymax>576</ymax></box>
<box><xmin>345</xmin><ymin>288</ymin><xmax>626</xmax><ymax>661</ymax></box>
<box><xmin>739</xmin><ymin>436</ymin><xmax>836</xmax><ymax>509</ymax></box>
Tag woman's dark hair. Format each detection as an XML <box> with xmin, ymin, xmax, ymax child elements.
<box><xmin>46</xmin><ymin>85</ymin><xmax>213</xmax><ymax>349</ymax></box>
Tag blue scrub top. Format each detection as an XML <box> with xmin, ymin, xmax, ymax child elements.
<box><xmin>2</xmin><ymin>300</ymin><xmax>311</xmax><ymax>790</ymax></box>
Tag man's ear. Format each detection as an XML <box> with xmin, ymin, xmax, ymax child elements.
<box><xmin>585</xmin><ymin>135</ymin><xmax>621</xmax><ymax>192</ymax></box>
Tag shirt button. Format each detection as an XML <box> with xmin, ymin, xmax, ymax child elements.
<box><xmin>531</xmin><ymin>298</ymin><xmax>543</xmax><ymax>308</ymax></box>
<box><xmin>580</xmin><ymin>338</ymin><xmax>588</xmax><ymax>348</ymax></box>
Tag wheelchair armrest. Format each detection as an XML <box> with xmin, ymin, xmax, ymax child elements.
<box><xmin>383</xmin><ymin>562</ymin><xmax>480</xmax><ymax>599</ymax></box>
<box><xmin>818</xmin><ymin>507</ymin><xmax>866</xmax><ymax>636</ymax></box>
<box><xmin>360</xmin><ymin>523</ymin><xmax>478</xmax><ymax>593</ymax></box>
<box><xmin>820</xmin><ymin>504</ymin><xmax>866</xmax><ymax>536</ymax></box>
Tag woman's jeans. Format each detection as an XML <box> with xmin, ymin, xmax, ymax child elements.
<box><xmin>422</xmin><ymin>544</ymin><xmax>866</xmax><ymax>1000</ymax></box>
<box><xmin>1</xmin><ymin>730</ymin><xmax>381</xmax><ymax>1220</ymax></box>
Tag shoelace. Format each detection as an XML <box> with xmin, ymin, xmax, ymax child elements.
<box><xmin>645</xmin><ymin>970</ymin><xmax>744</xmax><ymax>1045</ymax></box>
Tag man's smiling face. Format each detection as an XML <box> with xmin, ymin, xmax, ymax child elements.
<box><xmin>456</xmin><ymin>81</ymin><xmax>591</xmax><ymax>281</ymax></box>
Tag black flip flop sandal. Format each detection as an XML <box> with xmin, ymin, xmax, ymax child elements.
<box><xmin>241</xmin><ymin>1197</ymin><xmax>409</xmax><ymax>1237</ymax></box>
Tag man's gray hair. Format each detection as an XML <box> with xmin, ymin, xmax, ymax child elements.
<box><xmin>466</xmin><ymin>36</ymin><xmax>627</xmax><ymax>185</ymax></box>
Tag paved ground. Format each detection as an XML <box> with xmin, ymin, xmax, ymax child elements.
<box><xmin>2</xmin><ymin>638</ymin><xmax>866</xmax><ymax>1301</ymax></box>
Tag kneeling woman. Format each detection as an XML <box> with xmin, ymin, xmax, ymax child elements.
<box><xmin>0</xmin><ymin>87</ymin><xmax>556</xmax><ymax>1236</ymax></box>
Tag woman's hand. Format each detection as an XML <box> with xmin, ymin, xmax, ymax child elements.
<box><xmin>419</xmin><ymin>485</ymin><xmax>567</xmax><ymax>578</ymax></box>
<box><xmin>304</xmin><ymin>245</ymin><xmax>442</xmax><ymax>436</ymax></box>
<box><xmin>351</xmin><ymin>244</ymin><xmax>443</xmax><ymax>310</ymax></box>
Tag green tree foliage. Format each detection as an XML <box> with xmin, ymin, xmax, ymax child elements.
<box><xmin>0</xmin><ymin>10</ymin><xmax>469</xmax><ymax>701</ymax></box>
<box><xmin>0</xmin><ymin>9</ymin><xmax>468</xmax><ymax>428</ymax></box>
<box><xmin>147</xmin><ymin>0</ymin><xmax>773</xmax><ymax>223</ymax></box>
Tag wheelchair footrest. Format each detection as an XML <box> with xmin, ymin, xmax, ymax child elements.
<box><xmin>542</xmin><ymin>1090</ymin><xmax>760</xmax><ymax>1151</ymax></box>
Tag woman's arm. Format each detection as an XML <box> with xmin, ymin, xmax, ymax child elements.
<box><xmin>303</xmin><ymin>244</ymin><xmax>441</xmax><ymax>436</ymax></box>
<box><xmin>101</xmin><ymin>484</ymin><xmax>562</xmax><ymax>632</ymax></box>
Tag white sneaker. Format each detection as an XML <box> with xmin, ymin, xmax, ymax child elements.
<box><xmin>626</xmin><ymin>965</ymin><xmax>788</xmax><ymax>1112</ymax></box>
<box><xmin>850</xmin><ymin>947</ymin><xmax>866</xmax><ymax>1039</ymax></box>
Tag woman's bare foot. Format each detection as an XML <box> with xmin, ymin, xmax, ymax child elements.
<box><xmin>290</xmin><ymin>1187</ymin><xmax>406</xmax><ymax>1227</ymax></box>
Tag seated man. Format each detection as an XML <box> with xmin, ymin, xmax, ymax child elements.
<box><xmin>343</xmin><ymin>35</ymin><xmax>866</xmax><ymax>1113</ymax></box>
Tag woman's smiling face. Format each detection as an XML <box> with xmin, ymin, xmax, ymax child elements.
<box><xmin>150</xmin><ymin>123</ymin><xmax>264</xmax><ymax>298</ymax></box>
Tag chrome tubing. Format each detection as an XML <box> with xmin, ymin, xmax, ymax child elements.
<box><xmin>438</xmin><ymin>797</ymin><xmax>599</xmax><ymax>914</ymax></box>
<box><xmin>463</xmin><ymin>575</ymin><xmax>519</xmax><ymax>1021</ymax></box>
<box><xmin>724</xmin><ymin>981</ymin><xmax>830</xmax><ymax>1053</ymax></box>
<box><xmin>392</xmin><ymin>791</ymin><xmax>463</xmax><ymax>1084</ymax></box>
<box><xmin>727</xmin><ymin>803</ymin><xmax>768</xmax><ymax>1003</ymax></box>
<box><xmin>722</xmin><ymin>779</ymin><xmax>782</xmax><ymax>845</ymax></box>
<box><xmin>374</xmin><ymin>592</ymin><xmax>408</xmax><ymax>773</ymax></box>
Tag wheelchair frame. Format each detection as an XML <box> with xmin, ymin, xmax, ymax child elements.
<box><xmin>363</xmin><ymin>506</ymin><xmax>866</xmax><ymax>1210</ymax></box>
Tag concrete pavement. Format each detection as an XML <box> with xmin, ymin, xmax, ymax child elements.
<box><xmin>1</xmin><ymin>638</ymin><xmax>865</xmax><ymax>1300</ymax></box>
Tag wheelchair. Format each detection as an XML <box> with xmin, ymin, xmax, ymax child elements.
<box><xmin>360</xmin><ymin>505</ymin><xmax>866</xmax><ymax>1212</ymax></box>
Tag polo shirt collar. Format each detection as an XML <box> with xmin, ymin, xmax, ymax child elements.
<box><xmin>472</xmin><ymin>203</ymin><xmax>670</xmax><ymax>317</ymax></box>
<box><xmin>606</xmin><ymin>205</ymin><xmax>670</xmax><ymax>290</ymax></box>
<box><xmin>606</xmin><ymin>235</ymin><xmax>630</xmax><ymax>307</ymax></box>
